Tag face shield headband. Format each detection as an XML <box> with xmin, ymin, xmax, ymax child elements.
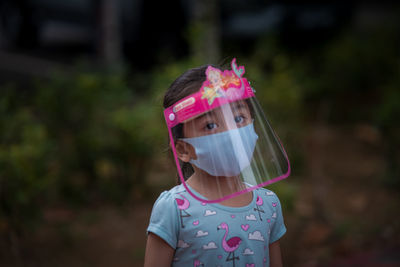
<box><xmin>164</xmin><ymin>58</ymin><xmax>291</xmax><ymax>203</ymax></box>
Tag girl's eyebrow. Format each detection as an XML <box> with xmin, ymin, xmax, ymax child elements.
<box><xmin>194</xmin><ymin>102</ymin><xmax>248</xmax><ymax>123</ymax></box>
<box><xmin>195</xmin><ymin>110</ymin><xmax>217</xmax><ymax>121</ymax></box>
<box><xmin>231</xmin><ymin>102</ymin><xmax>247</xmax><ymax>111</ymax></box>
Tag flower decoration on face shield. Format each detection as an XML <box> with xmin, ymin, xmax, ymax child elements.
<box><xmin>201</xmin><ymin>59</ymin><xmax>245</xmax><ymax>105</ymax></box>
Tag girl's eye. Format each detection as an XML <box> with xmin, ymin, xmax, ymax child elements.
<box><xmin>234</xmin><ymin>115</ymin><xmax>244</xmax><ymax>123</ymax></box>
<box><xmin>206</xmin><ymin>123</ymin><xmax>217</xmax><ymax>130</ymax></box>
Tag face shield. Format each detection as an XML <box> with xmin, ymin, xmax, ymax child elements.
<box><xmin>164</xmin><ymin>59</ymin><xmax>290</xmax><ymax>203</ymax></box>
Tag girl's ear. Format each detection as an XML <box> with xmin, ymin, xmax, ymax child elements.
<box><xmin>175</xmin><ymin>140</ymin><xmax>197</xmax><ymax>162</ymax></box>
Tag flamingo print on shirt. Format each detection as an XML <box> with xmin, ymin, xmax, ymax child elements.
<box><xmin>148</xmin><ymin>186</ymin><xmax>287</xmax><ymax>266</ymax></box>
<box><xmin>175</xmin><ymin>194</ymin><xmax>191</xmax><ymax>228</ymax></box>
<box><xmin>193</xmin><ymin>259</ymin><xmax>204</xmax><ymax>267</ymax></box>
<box><xmin>254</xmin><ymin>195</ymin><xmax>265</xmax><ymax>221</ymax></box>
<box><xmin>218</xmin><ymin>222</ymin><xmax>242</xmax><ymax>267</ymax></box>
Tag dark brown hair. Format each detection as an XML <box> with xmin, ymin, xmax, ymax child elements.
<box><xmin>163</xmin><ymin>64</ymin><xmax>224</xmax><ymax>181</ymax></box>
<box><xmin>164</xmin><ymin>65</ymin><xmax>209</xmax><ymax>141</ymax></box>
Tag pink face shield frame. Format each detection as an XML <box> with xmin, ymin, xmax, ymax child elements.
<box><xmin>164</xmin><ymin>58</ymin><xmax>291</xmax><ymax>203</ymax></box>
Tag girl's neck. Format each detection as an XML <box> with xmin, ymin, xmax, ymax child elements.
<box><xmin>186</xmin><ymin>171</ymin><xmax>252</xmax><ymax>207</ymax></box>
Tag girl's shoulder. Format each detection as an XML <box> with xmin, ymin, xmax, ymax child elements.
<box><xmin>255</xmin><ymin>187</ymin><xmax>281</xmax><ymax>203</ymax></box>
<box><xmin>153</xmin><ymin>184</ymin><xmax>186</xmax><ymax>206</ymax></box>
<box><xmin>256</xmin><ymin>187</ymin><xmax>276</xmax><ymax>195</ymax></box>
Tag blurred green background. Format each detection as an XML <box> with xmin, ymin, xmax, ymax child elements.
<box><xmin>0</xmin><ymin>1</ymin><xmax>399</xmax><ymax>266</ymax></box>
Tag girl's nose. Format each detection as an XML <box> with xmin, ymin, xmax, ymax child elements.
<box><xmin>219</xmin><ymin>105</ymin><xmax>238</xmax><ymax>131</ymax></box>
<box><xmin>223</xmin><ymin>119</ymin><xmax>238</xmax><ymax>131</ymax></box>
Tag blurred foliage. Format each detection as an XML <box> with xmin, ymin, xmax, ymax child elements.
<box><xmin>0</xmin><ymin>25</ymin><xmax>399</xmax><ymax>242</ymax></box>
<box><xmin>244</xmin><ymin>28</ymin><xmax>400</xmax><ymax>189</ymax></box>
<box><xmin>0</xmin><ymin>67</ymin><xmax>165</xmax><ymax>236</ymax></box>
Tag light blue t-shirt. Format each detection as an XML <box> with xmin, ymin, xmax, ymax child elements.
<box><xmin>147</xmin><ymin>184</ymin><xmax>286</xmax><ymax>267</ymax></box>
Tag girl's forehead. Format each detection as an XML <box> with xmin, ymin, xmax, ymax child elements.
<box><xmin>213</xmin><ymin>100</ymin><xmax>250</xmax><ymax>114</ymax></box>
<box><xmin>186</xmin><ymin>100</ymin><xmax>250</xmax><ymax>123</ymax></box>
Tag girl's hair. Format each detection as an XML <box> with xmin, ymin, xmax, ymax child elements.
<box><xmin>163</xmin><ymin>65</ymin><xmax>210</xmax><ymax>138</ymax></box>
<box><xmin>163</xmin><ymin>64</ymin><xmax>223</xmax><ymax>182</ymax></box>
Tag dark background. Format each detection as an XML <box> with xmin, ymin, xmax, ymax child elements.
<box><xmin>0</xmin><ymin>0</ymin><xmax>399</xmax><ymax>266</ymax></box>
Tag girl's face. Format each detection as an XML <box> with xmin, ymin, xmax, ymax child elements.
<box><xmin>175</xmin><ymin>100</ymin><xmax>254</xmax><ymax>169</ymax></box>
<box><xmin>182</xmin><ymin>100</ymin><xmax>252</xmax><ymax>138</ymax></box>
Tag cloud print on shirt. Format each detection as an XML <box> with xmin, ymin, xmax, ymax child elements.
<box><xmin>203</xmin><ymin>242</ymin><xmax>218</xmax><ymax>250</ymax></box>
<box><xmin>246</xmin><ymin>214</ymin><xmax>257</xmax><ymax>221</ymax></box>
<box><xmin>204</xmin><ymin>210</ymin><xmax>217</xmax><ymax>216</ymax></box>
<box><xmin>243</xmin><ymin>248</ymin><xmax>254</xmax><ymax>255</ymax></box>
<box><xmin>196</xmin><ymin>230</ymin><xmax>209</xmax><ymax>237</ymax></box>
<box><xmin>177</xmin><ymin>240</ymin><xmax>190</xmax><ymax>248</ymax></box>
<box><xmin>249</xmin><ymin>231</ymin><xmax>265</xmax><ymax>241</ymax></box>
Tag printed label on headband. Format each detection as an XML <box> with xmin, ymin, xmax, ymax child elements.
<box><xmin>173</xmin><ymin>97</ymin><xmax>195</xmax><ymax>112</ymax></box>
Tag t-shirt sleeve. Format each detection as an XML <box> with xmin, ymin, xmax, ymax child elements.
<box><xmin>269</xmin><ymin>194</ymin><xmax>287</xmax><ymax>243</ymax></box>
<box><xmin>147</xmin><ymin>191</ymin><xmax>179</xmax><ymax>249</ymax></box>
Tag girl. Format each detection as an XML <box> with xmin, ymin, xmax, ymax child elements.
<box><xmin>145</xmin><ymin>59</ymin><xmax>290</xmax><ymax>267</ymax></box>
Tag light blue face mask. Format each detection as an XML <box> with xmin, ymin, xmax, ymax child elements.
<box><xmin>180</xmin><ymin>123</ymin><xmax>258</xmax><ymax>177</ymax></box>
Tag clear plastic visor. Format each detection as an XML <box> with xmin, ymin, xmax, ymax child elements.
<box><xmin>168</xmin><ymin>97</ymin><xmax>290</xmax><ymax>203</ymax></box>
